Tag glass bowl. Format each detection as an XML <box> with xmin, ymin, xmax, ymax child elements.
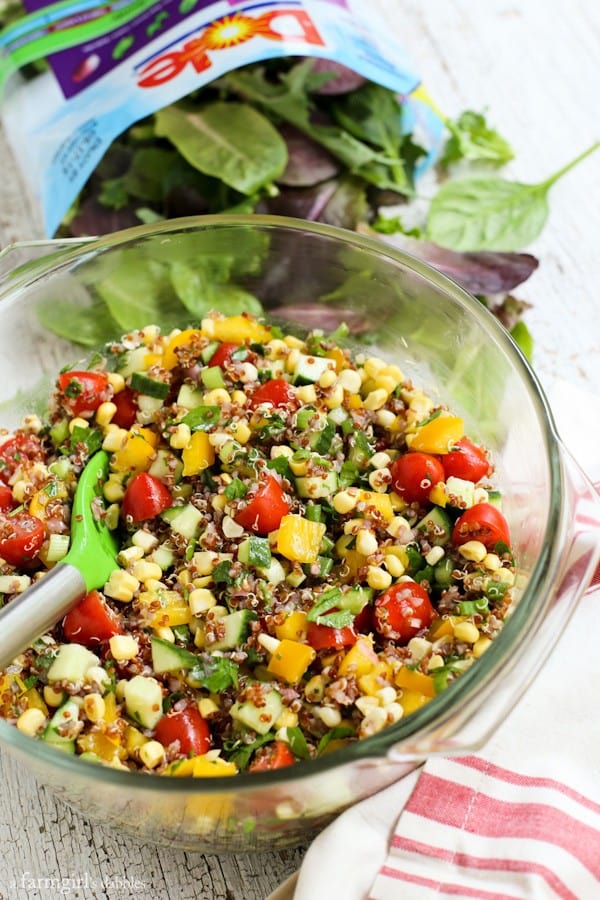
<box><xmin>0</xmin><ymin>215</ymin><xmax>597</xmax><ymax>852</ymax></box>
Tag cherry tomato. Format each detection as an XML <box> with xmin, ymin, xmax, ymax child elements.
<box><xmin>208</xmin><ymin>342</ymin><xmax>240</xmax><ymax>369</ymax></box>
<box><xmin>374</xmin><ymin>581</ymin><xmax>435</xmax><ymax>643</ymax></box>
<box><xmin>0</xmin><ymin>433</ymin><xmax>45</xmax><ymax>484</ymax></box>
<box><xmin>234</xmin><ymin>475</ymin><xmax>291</xmax><ymax>535</ymax></box>
<box><xmin>57</xmin><ymin>370</ymin><xmax>110</xmax><ymax>417</ymax></box>
<box><xmin>0</xmin><ymin>511</ymin><xmax>45</xmax><ymax>567</ymax></box>
<box><xmin>0</xmin><ymin>484</ymin><xmax>14</xmax><ymax>511</ymax></box>
<box><xmin>353</xmin><ymin>603</ymin><xmax>373</xmax><ymax>635</ymax></box>
<box><xmin>441</xmin><ymin>437</ymin><xmax>490</xmax><ymax>483</ymax></box>
<box><xmin>111</xmin><ymin>387</ymin><xmax>139</xmax><ymax>429</ymax></box>
<box><xmin>63</xmin><ymin>589</ymin><xmax>123</xmax><ymax>646</ymax></box>
<box><xmin>452</xmin><ymin>503</ymin><xmax>511</xmax><ymax>550</ymax></box>
<box><xmin>249</xmin><ymin>740</ymin><xmax>296</xmax><ymax>772</ymax></box>
<box><xmin>390</xmin><ymin>452</ymin><xmax>445</xmax><ymax>504</ymax></box>
<box><xmin>154</xmin><ymin>705</ymin><xmax>211</xmax><ymax>757</ymax></box>
<box><xmin>306</xmin><ymin>621</ymin><xmax>357</xmax><ymax>651</ymax></box>
<box><xmin>248</xmin><ymin>378</ymin><xmax>297</xmax><ymax>410</ymax></box>
<box><xmin>122</xmin><ymin>473</ymin><xmax>172</xmax><ymax>524</ymax></box>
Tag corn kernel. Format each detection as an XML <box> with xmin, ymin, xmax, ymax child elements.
<box><xmin>296</xmin><ymin>384</ymin><xmax>317</xmax><ymax>405</ymax></box>
<box><xmin>359</xmin><ymin>706</ymin><xmax>387</xmax><ymax>737</ymax></box>
<box><xmin>386</xmin><ymin>516</ymin><xmax>411</xmax><ymax>538</ymax></box>
<box><xmin>483</xmin><ymin>553</ymin><xmax>502</xmax><ymax>571</ymax></box>
<box><xmin>355</xmin><ymin>696</ymin><xmax>379</xmax><ymax>715</ymax></box>
<box><xmin>284</xmin><ymin>335</ymin><xmax>304</xmax><ymax>349</ymax></box>
<box><xmin>356</xmin><ymin>529</ymin><xmax>378</xmax><ymax>557</ymax></box>
<box><xmin>315</xmin><ymin>706</ymin><xmax>342</xmax><ymax>728</ymax></box>
<box><xmin>68</xmin><ymin>417</ymin><xmax>89</xmax><ymax>434</ymax></box>
<box><xmin>198</xmin><ymin>698</ymin><xmax>219</xmax><ymax>718</ymax></box>
<box><xmin>332</xmin><ymin>489</ymin><xmax>358</xmax><ymax>515</ymax></box>
<box><xmin>43</xmin><ymin>685</ymin><xmax>65</xmax><ymax>708</ymax></box>
<box><xmin>497</xmin><ymin>568</ymin><xmax>515</xmax><ymax>586</ymax></box>
<box><xmin>375</xmin><ymin>408</ymin><xmax>396</xmax><ymax>429</ymax></box>
<box><xmin>337</xmin><ymin>368</ymin><xmax>362</xmax><ymax>394</ymax></box>
<box><xmin>95</xmin><ymin>402</ymin><xmax>117</xmax><ymax>427</ymax></box>
<box><xmin>368</xmin><ymin>467</ymin><xmax>391</xmax><ymax>492</ymax></box>
<box><xmin>473</xmin><ymin>636</ymin><xmax>492</xmax><ymax>658</ymax></box>
<box><xmin>211</xmin><ymin>493</ymin><xmax>227</xmax><ymax>512</ymax></box>
<box><xmin>132</xmin><ymin>530</ymin><xmax>159</xmax><ymax>553</ymax></box>
<box><xmin>118</xmin><ymin>545</ymin><xmax>145</xmax><ymax>567</ymax></box>
<box><xmin>203</xmin><ymin>388</ymin><xmax>231</xmax><ymax>406</ymax></box>
<box><xmin>385</xmin><ymin>702</ymin><xmax>404</xmax><ymax>724</ymax></box>
<box><xmin>231</xmin><ymin>389</ymin><xmax>248</xmax><ymax>406</ymax></box>
<box><xmin>371</xmin><ymin>451</ymin><xmax>391</xmax><ymax>469</ymax></box>
<box><xmin>428</xmin><ymin>654</ymin><xmax>445</xmax><ymax>670</ymax></box>
<box><xmin>222</xmin><ymin>515</ymin><xmax>245</xmax><ymax>538</ymax></box>
<box><xmin>83</xmin><ymin>693</ymin><xmax>106</xmax><ymax>723</ymax></box>
<box><xmin>318</xmin><ymin>368</ymin><xmax>337</xmax><ymax>388</ymax></box>
<box><xmin>189</xmin><ymin>588</ymin><xmax>217</xmax><ymax>615</ymax></box>
<box><xmin>408</xmin><ymin>637</ymin><xmax>433</xmax><ymax>661</ymax></box>
<box><xmin>103</xmin><ymin>479</ymin><xmax>125</xmax><ymax>503</ymax></box>
<box><xmin>425</xmin><ymin>546</ymin><xmax>445</xmax><ymax>566</ymax></box>
<box><xmin>323</xmin><ymin>384</ymin><xmax>344</xmax><ymax>410</ymax></box>
<box><xmin>367</xmin><ymin>566</ymin><xmax>392</xmax><ymax>590</ymax></box>
<box><xmin>454</xmin><ymin>621</ymin><xmax>481</xmax><ymax>644</ymax></box>
<box><xmin>153</xmin><ymin>626</ymin><xmax>175</xmax><ymax>643</ymax></box>
<box><xmin>304</xmin><ymin>675</ymin><xmax>325</xmax><ymax>703</ymax></box>
<box><xmin>109</xmin><ymin>634</ymin><xmax>139</xmax><ymax>661</ymax></box>
<box><xmin>192</xmin><ymin>551</ymin><xmax>220</xmax><ymax>575</ymax></box>
<box><xmin>275</xmin><ymin>709</ymin><xmax>299</xmax><ymax>730</ymax></box>
<box><xmin>85</xmin><ymin>666</ymin><xmax>111</xmax><ymax>689</ymax></box>
<box><xmin>285</xmin><ymin>348</ymin><xmax>301</xmax><ymax>372</ymax></box>
<box><xmin>362</xmin><ymin>388</ymin><xmax>388</xmax><ymax>411</ymax></box>
<box><xmin>169</xmin><ymin>423</ymin><xmax>192</xmax><ymax>450</ymax></box>
<box><xmin>102</xmin><ymin>428</ymin><xmax>128</xmax><ymax>452</ymax></box>
<box><xmin>373</xmin><ymin>374</ymin><xmax>397</xmax><ymax>395</ymax></box>
<box><xmin>376</xmin><ymin>686</ymin><xmax>397</xmax><ymax>706</ymax></box>
<box><xmin>139</xmin><ymin>740</ymin><xmax>165</xmax><ymax>769</ymax></box>
<box><xmin>383</xmin><ymin>553</ymin><xmax>405</xmax><ymax>577</ymax></box>
<box><xmin>363</xmin><ymin>357</ymin><xmax>387</xmax><ymax>378</ymax></box>
<box><xmin>458</xmin><ymin>541</ymin><xmax>488</xmax><ymax>563</ymax></box>
<box><xmin>232</xmin><ymin>421</ymin><xmax>251</xmax><ymax>445</ymax></box>
<box><xmin>131</xmin><ymin>560</ymin><xmax>164</xmax><ymax>583</ymax></box>
<box><xmin>107</xmin><ymin>372</ymin><xmax>125</xmax><ymax>393</ymax></box>
<box><xmin>104</xmin><ymin>569</ymin><xmax>140</xmax><ymax>602</ymax></box>
<box><xmin>16</xmin><ymin>707</ymin><xmax>47</xmax><ymax>737</ymax></box>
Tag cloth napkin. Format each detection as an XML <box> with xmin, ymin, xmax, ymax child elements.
<box><xmin>271</xmin><ymin>380</ymin><xmax>600</xmax><ymax>900</ymax></box>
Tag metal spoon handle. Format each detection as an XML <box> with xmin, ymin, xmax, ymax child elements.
<box><xmin>0</xmin><ymin>564</ymin><xmax>85</xmax><ymax>669</ymax></box>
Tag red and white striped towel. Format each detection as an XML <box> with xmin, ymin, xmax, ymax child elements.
<box><xmin>278</xmin><ymin>383</ymin><xmax>600</xmax><ymax>900</ymax></box>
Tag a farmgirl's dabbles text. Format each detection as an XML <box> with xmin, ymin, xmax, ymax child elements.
<box><xmin>0</xmin><ymin>313</ymin><xmax>514</xmax><ymax>775</ymax></box>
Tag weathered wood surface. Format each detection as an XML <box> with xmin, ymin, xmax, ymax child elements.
<box><xmin>0</xmin><ymin>1</ymin><xmax>599</xmax><ymax>897</ymax></box>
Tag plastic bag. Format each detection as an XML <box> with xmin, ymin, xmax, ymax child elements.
<box><xmin>0</xmin><ymin>0</ymin><xmax>444</xmax><ymax>236</ymax></box>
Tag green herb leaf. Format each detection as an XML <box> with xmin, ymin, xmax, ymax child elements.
<box><xmin>314</xmin><ymin>609</ymin><xmax>354</xmax><ymax>629</ymax></box>
<box><xmin>283</xmin><ymin>726</ymin><xmax>310</xmax><ymax>760</ymax></box>
<box><xmin>155</xmin><ymin>101</ymin><xmax>287</xmax><ymax>195</ymax></box>
<box><xmin>247</xmin><ymin>536</ymin><xmax>271</xmax><ymax>569</ymax></box>
<box><xmin>426</xmin><ymin>142</ymin><xmax>599</xmax><ymax>251</ymax></box>
<box><xmin>510</xmin><ymin>320</ymin><xmax>533</xmax><ymax>361</ymax></box>
<box><xmin>307</xmin><ymin>588</ymin><xmax>342</xmax><ymax>623</ymax></box>
<box><xmin>181</xmin><ymin>405</ymin><xmax>221</xmax><ymax>431</ymax></box>
<box><xmin>226</xmin><ymin>733</ymin><xmax>274</xmax><ymax>770</ymax></box>
<box><xmin>441</xmin><ymin>111</ymin><xmax>514</xmax><ymax>168</ymax></box>
<box><xmin>187</xmin><ymin>655</ymin><xmax>239</xmax><ymax>693</ymax></box>
<box><xmin>316</xmin><ymin>725</ymin><xmax>355</xmax><ymax>756</ymax></box>
<box><xmin>224</xmin><ymin>478</ymin><xmax>247</xmax><ymax>501</ymax></box>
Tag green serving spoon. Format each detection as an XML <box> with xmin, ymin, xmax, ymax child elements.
<box><xmin>0</xmin><ymin>450</ymin><xmax>118</xmax><ymax>668</ymax></box>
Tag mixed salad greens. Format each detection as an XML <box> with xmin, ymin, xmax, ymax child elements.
<box><xmin>0</xmin><ymin>312</ymin><xmax>516</xmax><ymax>775</ymax></box>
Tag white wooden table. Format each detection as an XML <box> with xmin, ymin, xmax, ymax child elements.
<box><xmin>1</xmin><ymin>1</ymin><xmax>599</xmax><ymax>897</ymax></box>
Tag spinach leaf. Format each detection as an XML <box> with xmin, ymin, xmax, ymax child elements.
<box><xmin>283</xmin><ymin>726</ymin><xmax>311</xmax><ymax>760</ymax></box>
<box><xmin>155</xmin><ymin>101</ymin><xmax>287</xmax><ymax>195</ymax></box>
<box><xmin>226</xmin><ymin>733</ymin><xmax>274</xmax><ymax>770</ymax></box>
<box><xmin>169</xmin><ymin>259</ymin><xmax>263</xmax><ymax>319</ymax></box>
<box><xmin>426</xmin><ymin>142</ymin><xmax>599</xmax><ymax>251</ymax></box>
<box><xmin>187</xmin><ymin>655</ymin><xmax>239</xmax><ymax>693</ymax></box>
<box><xmin>95</xmin><ymin>253</ymin><xmax>184</xmax><ymax>333</ymax></box>
<box><xmin>441</xmin><ymin>110</ymin><xmax>514</xmax><ymax>168</ymax></box>
<box><xmin>37</xmin><ymin>293</ymin><xmax>120</xmax><ymax>347</ymax></box>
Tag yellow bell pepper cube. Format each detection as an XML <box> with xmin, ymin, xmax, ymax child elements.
<box><xmin>427</xmin><ymin>617</ymin><xmax>454</xmax><ymax>641</ymax></box>
<box><xmin>140</xmin><ymin>590</ymin><xmax>193</xmax><ymax>627</ymax></box>
<box><xmin>398</xmin><ymin>688</ymin><xmax>431</xmax><ymax>716</ymax></box>
<box><xmin>407</xmin><ymin>414</ymin><xmax>464</xmax><ymax>454</ymax></box>
<box><xmin>112</xmin><ymin>428</ymin><xmax>158</xmax><ymax>474</ymax></box>
<box><xmin>357</xmin><ymin>661</ymin><xmax>394</xmax><ymax>696</ymax></box>
<box><xmin>429</xmin><ymin>483</ymin><xmax>448</xmax><ymax>507</ymax></box>
<box><xmin>29</xmin><ymin>481</ymin><xmax>68</xmax><ymax>519</ymax></box>
<box><xmin>334</xmin><ymin>535</ymin><xmax>368</xmax><ymax>578</ymax></box>
<box><xmin>163</xmin><ymin>329</ymin><xmax>203</xmax><ymax>370</ymax></box>
<box><xmin>326</xmin><ymin>347</ymin><xmax>347</xmax><ymax>371</ymax></box>
<box><xmin>22</xmin><ymin>687</ymin><xmax>49</xmax><ymax>716</ymax></box>
<box><xmin>275</xmin><ymin>610</ymin><xmax>308</xmax><ymax>642</ymax></box>
<box><xmin>338</xmin><ymin>637</ymin><xmax>378</xmax><ymax>679</ymax></box>
<box><xmin>165</xmin><ymin>754</ymin><xmax>238</xmax><ymax>777</ymax></box>
<box><xmin>77</xmin><ymin>731</ymin><xmax>126</xmax><ymax>762</ymax></box>
<box><xmin>125</xmin><ymin>725</ymin><xmax>147</xmax><ymax>754</ymax></box>
<box><xmin>277</xmin><ymin>515</ymin><xmax>326</xmax><ymax>564</ymax></box>
<box><xmin>395</xmin><ymin>666</ymin><xmax>436</xmax><ymax>698</ymax></box>
<box><xmin>356</xmin><ymin>490</ymin><xmax>394</xmax><ymax>523</ymax></box>
<box><xmin>182</xmin><ymin>431</ymin><xmax>215</xmax><ymax>476</ymax></box>
<box><xmin>268</xmin><ymin>639</ymin><xmax>316</xmax><ymax>683</ymax></box>
<box><xmin>103</xmin><ymin>691</ymin><xmax>118</xmax><ymax>724</ymax></box>
<box><xmin>202</xmin><ymin>315</ymin><xmax>271</xmax><ymax>345</ymax></box>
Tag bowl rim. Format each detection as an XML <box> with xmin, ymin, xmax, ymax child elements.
<box><xmin>0</xmin><ymin>213</ymin><xmax>566</xmax><ymax>790</ymax></box>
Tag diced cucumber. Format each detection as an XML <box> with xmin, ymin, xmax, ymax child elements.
<box><xmin>348</xmin><ymin>432</ymin><xmax>373</xmax><ymax>470</ymax></box>
<box><xmin>47</xmin><ymin>644</ymin><xmax>99</xmax><ymax>684</ymax></box>
<box><xmin>293</xmin><ymin>353</ymin><xmax>334</xmax><ymax>385</ymax></box>
<box><xmin>328</xmin><ymin>406</ymin><xmax>348</xmax><ymax>426</ymax></box>
<box><xmin>117</xmin><ymin>346</ymin><xmax>150</xmax><ymax>377</ymax></box>
<box><xmin>40</xmin><ymin>699</ymin><xmax>79</xmax><ymax>754</ymax></box>
<box><xmin>200</xmin><ymin>341</ymin><xmax>220</xmax><ymax>364</ymax></box>
<box><xmin>308</xmin><ymin>419</ymin><xmax>335</xmax><ymax>455</ymax></box>
<box><xmin>130</xmin><ymin>371</ymin><xmax>170</xmax><ymax>399</ymax></box>
<box><xmin>257</xmin><ymin>558</ymin><xmax>287</xmax><ymax>586</ymax></box>
<box><xmin>201</xmin><ymin>365</ymin><xmax>225</xmax><ymax>390</ymax></box>
<box><xmin>445</xmin><ymin>476</ymin><xmax>476</xmax><ymax>509</ymax></box>
<box><xmin>210</xmin><ymin>609</ymin><xmax>256</xmax><ymax>651</ymax></box>
<box><xmin>286</xmin><ymin>568</ymin><xmax>306</xmax><ymax>588</ymax></box>
<box><xmin>295</xmin><ymin>470</ymin><xmax>338</xmax><ymax>499</ymax></box>
<box><xmin>151</xmin><ymin>636</ymin><xmax>198</xmax><ymax>673</ymax></box>
<box><xmin>45</xmin><ymin>533</ymin><xmax>70</xmax><ymax>563</ymax></box>
<box><xmin>149</xmin><ymin>449</ymin><xmax>183</xmax><ymax>483</ymax></box>
<box><xmin>302</xmin><ymin>556</ymin><xmax>334</xmax><ymax>578</ymax></box>
<box><xmin>339</xmin><ymin>586</ymin><xmax>373</xmax><ymax>614</ymax></box>
<box><xmin>161</xmin><ymin>503</ymin><xmax>203</xmax><ymax>540</ymax></box>
<box><xmin>487</xmin><ymin>490</ymin><xmax>503</xmax><ymax>509</ymax></box>
<box><xmin>230</xmin><ymin>686</ymin><xmax>283</xmax><ymax>735</ymax></box>
<box><xmin>238</xmin><ymin>536</ymin><xmax>271</xmax><ymax>568</ymax></box>
<box><xmin>219</xmin><ymin>439</ymin><xmax>245</xmax><ymax>467</ymax></box>
<box><xmin>296</xmin><ymin>406</ymin><xmax>320</xmax><ymax>430</ymax></box>
<box><xmin>434</xmin><ymin>556</ymin><xmax>455</xmax><ymax>586</ymax></box>
<box><xmin>176</xmin><ymin>383</ymin><xmax>205</xmax><ymax>410</ymax></box>
<box><xmin>149</xmin><ymin>542</ymin><xmax>176</xmax><ymax>571</ymax></box>
<box><xmin>124</xmin><ymin>675</ymin><xmax>164</xmax><ymax>729</ymax></box>
<box><xmin>416</xmin><ymin>507</ymin><xmax>453</xmax><ymax>546</ymax></box>
<box><xmin>49</xmin><ymin>420</ymin><xmax>69</xmax><ymax>448</ymax></box>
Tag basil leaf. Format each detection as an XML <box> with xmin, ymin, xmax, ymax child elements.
<box><xmin>181</xmin><ymin>405</ymin><xmax>221</xmax><ymax>431</ymax></box>
<box><xmin>427</xmin><ymin>142</ymin><xmax>599</xmax><ymax>251</ymax></box>
<box><xmin>441</xmin><ymin>111</ymin><xmax>514</xmax><ymax>169</ymax></box>
<box><xmin>187</xmin><ymin>656</ymin><xmax>239</xmax><ymax>693</ymax></box>
<box><xmin>224</xmin><ymin>478</ymin><xmax>248</xmax><ymax>501</ymax></box>
<box><xmin>316</xmin><ymin>725</ymin><xmax>355</xmax><ymax>756</ymax></box>
<box><xmin>227</xmin><ymin>733</ymin><xmax>274</xmax><ymax>770</ymax></box>
<box><xmin>307</xmin><ymin>588</ymin><xmax>342</xmax><ymax>622</ymax></box>
<box><xmin>247</xmin><ymin>536</ymin><xmax>271</xmax><ymax>569</ymax></box>
<box><xmin>283</xmin><ymin>726</ymin><xmax>310</xmax><ymax>760</ymax></box>
<box><xmin>155</xmin><ymin>102</ymin><xmax>287</xmax><ymax>195</ymax></box>
<box><xmin>315</xmin><ymin>610</ymin><xmax>354</xmax><ymax>629</ymax></box>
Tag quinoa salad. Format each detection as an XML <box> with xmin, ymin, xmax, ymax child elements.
<box><xmin>0</xmin><ymin>312</ymin><xmax>515</xmax><ymax>776</ymax></box>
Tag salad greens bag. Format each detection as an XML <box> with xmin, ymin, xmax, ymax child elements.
<box><xmin>0</xmin><ymin>0</ymin><xmax>444</xmax><ymax>236</ymax></box>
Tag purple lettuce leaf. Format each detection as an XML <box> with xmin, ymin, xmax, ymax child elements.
<box><xmin>276</xmin><ymin>124</ymin><xmax>341</xmax><ymax>187</ymax></box>
<box><xmin>307</xmin><ymin>59</ymin><xmax>367</xmax><ymax>95</ymax></box>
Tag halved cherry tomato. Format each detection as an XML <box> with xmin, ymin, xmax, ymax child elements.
<box><xmin>0</xmin><ymin>433</ymin><xmax>45</xmax><ymax>484</ymax></box>
<box><xmin>306</xmin><ymin>621</ymin><xmax>357</xmax><ymax>651</ymax></box>
<box><xmin>353</xmin><ymin>603</ymin><xmax>373</xmax><ymax>635</ymax></box>
<box><xmin>248</xmin><ymin>378</ymin><xmax>297</xmax><ymax>410</ymax></box>
<box><xmin>57</xmin><ymin>370</ymin><xmax>110</xmax><ymax>417</ymax></box>
<box><xmin>441</xmin><ymin>437</ymin><xmax>490</xmax><ymax>483</ymax></box>
<box><xmin>208</xmin><ymin>342</ymin><xmax>240</xmax><ymax>369</ymax></box>
<box><xmin>63</xmin><ymin>589</ymin><xmax>123</xmax><ymax>646</ymax></box>
<box><xmin>154</xmin><ymin>705</ymin><xmax>211</xmax><ymax>757</ymax></box>
<box><xmin>0</xmin><ymin>484</ymin><xmax>14</xmax><ymax>511</ymax></box>
<box><xmin>122</xmin><ymin>473</ymin><xmax>172</xmax><ymax>524</ymax></box>
<box><xmin>234</xmin><ymin>475</ymin><xmax>290</xmax><ymax>535</ymax></box>
<box><xmin>390</xmin><ymin>452</ymin><xmax>445</xmax><ymax>504</ymax></box>
<box><xmin>374</xmin><ymin>581</ymin><xmax>435</xmax><ymax>643</ymax></box>
<box><xmin>452</xmin><ymin>503</ymin><xmax>510</xmax><ymax>550</ymax></box>
<box><xmin>249</xmin><ymin>740</ymin><xmax>296</xmax><ymax>772</ymax></box>
<box><xmin>111</xmin><ymin>387</ymin><xmax>139</xmax><ymax>429</ymax></box>
<box><xmin>0</xmin><ymin>511</ymin><xmax>45</xmax><ymax>566</ymax></box>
